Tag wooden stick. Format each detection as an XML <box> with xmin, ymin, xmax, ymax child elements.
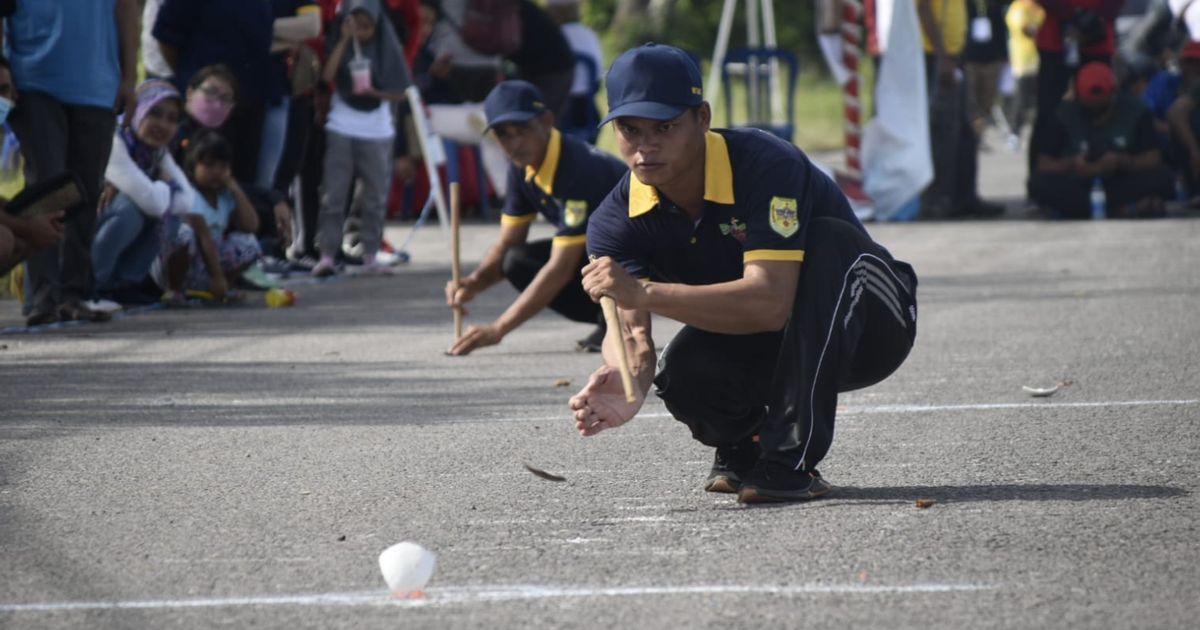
<box><xmin>589</xmin><ymin>255</ymin><xmax>636</xmax><ymax>403</ymax></box>
<box><xmin>599</xmin><ymin>296</ymin><xmax>637</xmax><ymax>403</ymax></box>
<box><xmin>450</xmin><ymin>182</ymin><xmax>463</xmax><ymax>340</ymax></box>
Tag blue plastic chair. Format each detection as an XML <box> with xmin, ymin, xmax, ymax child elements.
<box><xmin>719</xmin><ymin>47</ymin><xmax>799</xmax><ymax>142</ymax></box>
<box><xmin>560</xmin><ymin>54</ymin><xmax>601</xmax><ymax>145</ymax></box>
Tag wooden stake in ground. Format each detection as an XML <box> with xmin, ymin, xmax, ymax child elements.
<box><xmin>450</xmin><ymin>183</ymin><xmax>463</xmax><ymax>339</ymax></box>
<box><xmin>589</xmin><ymin>255</ymin><xmax>636</xmax><ymax>403</ymax></box>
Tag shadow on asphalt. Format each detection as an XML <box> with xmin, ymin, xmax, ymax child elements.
<box><xmin>712</xmin><ymin>483</ymin><xmax>1188</xmax><ymax>511</ymax></box>
<box><xmin>831</xmin><ymin>483</ymin><xmax>1189</xmax><ymax>503</ymax></box>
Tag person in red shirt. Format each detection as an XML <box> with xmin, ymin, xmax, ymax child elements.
<box><xmin>1025</xmin><ymin>1</ymin><xmax>1123</xmax><ymax>176</ymax></box>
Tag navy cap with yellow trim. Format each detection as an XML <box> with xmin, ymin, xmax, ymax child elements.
<box><xmin>600</xmin><ymin>43</ymin><xmax>703</xmax><ymax>126</ymax></box>
<box><xmin>483</xmin><ymin>80</ymin><xmax>548</xmax><ymax>131</ymax></box>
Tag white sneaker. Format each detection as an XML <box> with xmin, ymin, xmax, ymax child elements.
<box><xmin>361</xmin><ymin>260</ymin><xmax>396</xmax><ymax>276</ymax></box>
<box><xmin>311</xmin><ymin>256</ymin><xmax>337</xmax><ymax>278</ymax></box>
<box><xmin>83</xmin><ymin>299</ymin><xmax>122</xmax><ymax>314</ymax></box>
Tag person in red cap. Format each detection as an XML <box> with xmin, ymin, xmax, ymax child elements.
<box><xmin>1025</xmin><ymin>0</ymin><xmax>1124</xmax><ymax>176</ymax></box>
<box><xmin>1029</xmin><ymin>61</ymin><xmax>1174</xmax><ymax>219</ymax></box>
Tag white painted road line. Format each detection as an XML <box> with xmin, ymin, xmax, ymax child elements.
<box><xmin>463</xmin><ymin>398</ymin><xmax>1198</xmax><ymax>424</ymax></box>
<box><xmin>841</xmin><ymin>399</ymin><xmax>1199</xmax><ymax>415</ymax></box>
<box><xmin>1</xmin><ymin>399</ymin><xmax>1192</xmax><ymax>432</ymax></box>
<box><xmin>0</xmin><ymin>583</ymin><xmax>998</xmax><ymax>612</ymax></box>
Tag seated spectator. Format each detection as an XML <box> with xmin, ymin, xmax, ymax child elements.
<box><xmin>159</xmin><ymin>132</ymin><xmax>261</xmax><ymax>302</ymax></box>
<box><xmin>92</xmin><ymin>80</ymin><xmax>194</xmax><ymax>304</ymax></box>
<box><xmin>170</xmin><ymin>64</ymin><xmax>238</xmax><ymax>164</ymax></box>
<box><xmin>1030</xmin><ymin>62</ymin><xmax>1173</xmax><ymax>219</ymax></box>
<box><xmin>1163</xmin><ymin>44</ymin><xmax>1200</xmax><ymax>197</ymax></box>
<box><xmin>1141</xmin><ymin>44</ymin><xmax>1200</xmax><ymax>137</ymax></box>
<box><xmin>168</xmin><ymin>64</ymin><xmax>293</xmax><ymax>266</ymax></box>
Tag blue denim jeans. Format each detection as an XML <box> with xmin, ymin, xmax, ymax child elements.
<box><xmin>256</xmin><ymin>97</ymin><xmax>290</xmax><ymax>191</ymax></box>
<box><xmin>91</xmin><ymin>193</ymin><xmax>167</xmax><ymax>291</ymax></box>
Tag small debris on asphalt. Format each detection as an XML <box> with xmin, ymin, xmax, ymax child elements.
<box><xmin>1022</xmin><ymin>379</ymin><xmax>1073</xmax><ymax>398</ymax></box>
<box><xmin>554</xmin><ymin>378</ymin><xmax>572</xmax><ymax>388</ymax></box>
<box><xmin>523</xmin><ymin>463</ymin><xmax>566</xmax><ymax>482</ymax></box>
<box><xmin>915</xmin><ymin>499</ymin><xmax>936</xmax><ymax>508</ymax></box>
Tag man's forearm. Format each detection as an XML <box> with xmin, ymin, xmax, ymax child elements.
<box><xmin>641</xmin><ymin>277</ymin><xmax>793</xmax><ymax>334</ymax></box>
<box><xmin>494</xmin><ymin>246</ymin><xmax>579</xmax><ymax>335</ymax></box>
<box><xmin>467</xmin><ymin>224</ymin><xmax>529</xmax><ymax>292</ymax></box>
<box><xmin>603</xmin><ymin>308</ymin><xmax>656</xmax><ymax>396</ymax></box>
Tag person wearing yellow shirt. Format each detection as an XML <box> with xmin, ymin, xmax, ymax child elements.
<box><xmin>1007</xmin><ymin>0</ymin><xmax>1045</xmax><ymax>139</ymax></box>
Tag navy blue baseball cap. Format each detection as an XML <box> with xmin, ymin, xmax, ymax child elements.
<box><xmin>600</xmin><ymin>43</ymin><xmax>703</xmax><ymax>126</ymax></box>
<box><xmin>483</xmin><ymin>80</ymin><xmax>548</xmax><ymax>131</ymax></box>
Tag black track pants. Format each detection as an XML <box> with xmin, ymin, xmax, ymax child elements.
<box><xmin>654</xmin><ymin>217</ymin><xmax>918</xmax><ymax>471</ymax></box>
<box><xmin>501</xmin><ymin>239</ymin><xmax>601</xmax><ymax>325</ymax></box>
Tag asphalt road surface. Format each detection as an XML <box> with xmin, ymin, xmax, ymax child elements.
<box><xmin>2</xmin><ymin>171</ymin><xmax>1198</xmax><ymax>627</ymax></box>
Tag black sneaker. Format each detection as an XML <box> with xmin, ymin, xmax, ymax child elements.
<box><xmin>575</xmin><ymin>323</ymin><xmax>606</xmax><ymax>353</ymax></box>
<box><xmin>737</xmin><ymin>460</ymin><xmax>832</xmax><ymax>504</ymax></box>
<box><xmin>25</xmin><ymin>307</ymin><xmax>59</xmax><ymax>327</ymax></box>
<box><xmin>705</xmin><ymin>438</ymin><xmax>760</xmax><ymax>493</ymax></box>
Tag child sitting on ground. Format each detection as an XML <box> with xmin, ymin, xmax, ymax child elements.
<box><xmin>158</xmin><ymin>132</ymin><xmax>261</xmax><ymax>302</ymax></box>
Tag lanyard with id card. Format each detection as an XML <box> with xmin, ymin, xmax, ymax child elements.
<box><xmin>971</xmin><ymin>0</ymin><xmax>992</xmax><ymax>43</ymax></box>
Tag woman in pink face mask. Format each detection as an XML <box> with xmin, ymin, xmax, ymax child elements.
<box><xmin>170</xmin><ymin>64</ymin><xmax>240</xmax><ymax>165</ymax></box>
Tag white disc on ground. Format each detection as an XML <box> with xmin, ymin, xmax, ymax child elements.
<box><xmin>378</xmin><ymin>542</ymin><xmax>437</xmax><ymax>594</ymax></box>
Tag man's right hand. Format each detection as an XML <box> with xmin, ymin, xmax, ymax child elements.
<box><xmin>23</xmin><ymin>211</ymin><xmax>66</xmax><ymax>248</ymax></box>
<box><xmin>568</xmin><ymin>365</ymin><xmax>643</xmax><ymax>437</ymax></box>
<box><xmin>445</xmin><ymin>277</ymin><xmax>477</xmax><ymax>313</ymax></box>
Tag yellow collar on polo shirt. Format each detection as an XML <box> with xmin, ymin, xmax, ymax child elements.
<box><xmin>628</xmin><ymin>130</ymin><xmax>735</xmax><ymax>218</ymax></box>
<box><xmin>524</xmin><ymin>128</ymin><xmax>562</xmax><ymax>196</ymax></box>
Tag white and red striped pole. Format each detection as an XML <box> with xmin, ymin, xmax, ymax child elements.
<box><xmin>840</xmin><ymin>0</ymin><xmax>864</xmax><ymax>183</ymax></box>
<box><xmin>835</xmin><ymin>0</ymin><xmax>872</xmax><ymax>208</ymax></box>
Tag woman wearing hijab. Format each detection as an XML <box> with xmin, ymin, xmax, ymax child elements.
<box><xmin>92</xmin><ymin>79</ymin><xmax>195</xmax><ymax>304</ymax></box>
<box><xmin>312</xmin><ymin>0</ymin><xmax>412</xmax><ymax>277</ymax></box>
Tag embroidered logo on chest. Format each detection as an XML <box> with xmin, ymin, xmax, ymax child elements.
<box><xmin>769</xmin><ymin>196</ymin><xmax>799</xmax><ymax>238</ymax></box>
<box><xmin>563</xmin><ymin>199</ymin><xmax>588</xmax><ymax>227</ymax></box>
<box><xmin>718</xmin><ymin>217</ymin><xmax>748</xmax><ymax>243</ymax></box>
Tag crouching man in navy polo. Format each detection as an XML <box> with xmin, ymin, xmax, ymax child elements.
<box><xmin>569</xmin><ymin>45</ymin><xmax>919</xmax><ymax>503</ymax></box>
<box><xmin>446</xmin><ymin>80</ymin><xmax>628</xmax><ymax>355</ymax></box>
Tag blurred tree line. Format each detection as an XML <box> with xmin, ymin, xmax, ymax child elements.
<box><xmin>578</xmin><ymin>0</ymin><xmax>822</xmax><ymax>70</ymax></box>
